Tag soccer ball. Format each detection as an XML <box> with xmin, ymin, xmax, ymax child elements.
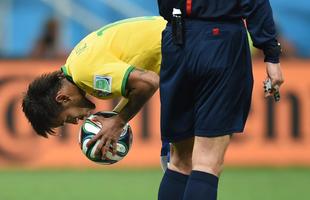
<box><xmin>79</xmin><ymin>111</ymin><xmax>133</xmax><ymax>165</ymax></box>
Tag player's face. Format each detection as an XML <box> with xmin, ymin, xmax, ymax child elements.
<box><xmin>54</xmin><ymin>89</ymin><xmax>96</xmax><ymax>127</ymax></box>
<box><xmin>59</xmin><ymin>95</ymin><xmax>95</xmax><ymax>125</ymax></box>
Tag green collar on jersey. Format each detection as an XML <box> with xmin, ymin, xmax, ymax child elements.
<box><xmin>61</xmin><ymin>65</ymin><xmax>74</xmax><ymax>84</ymax></box>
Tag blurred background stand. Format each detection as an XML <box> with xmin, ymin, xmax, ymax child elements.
<box><xmin>30</xmin><ymin>18</ymin><xmax>61</xmax><ymax>59</ymax></box>
<box><xmin>0</xmin><ymin>1</ymin><xmax>310</xmax><ymax>200</ymax></box>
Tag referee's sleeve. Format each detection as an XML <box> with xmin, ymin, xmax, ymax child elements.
<box><xmin>242</xmin><ymin>0</ymin><xmax>280</xmax><ymax>63</ymax></box>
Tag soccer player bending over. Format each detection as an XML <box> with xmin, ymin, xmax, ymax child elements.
<box><xmin>22</xmin><ymin>16</ymin><xmax>166</xmax><ymax>159</ymax></box>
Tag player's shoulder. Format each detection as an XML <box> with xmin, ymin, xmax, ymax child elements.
<box><xmin>102</xmin><ymin>16</ymin><xmax>166</xmax><ymax>30</ymax></box>
<box><xmin>133</xmin><ymin>16</ymin><xmax>167</xmax><ymax>26</ymax></box>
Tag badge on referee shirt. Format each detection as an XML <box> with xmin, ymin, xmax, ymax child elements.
<box><xmin>93</xmin><ymin>75</ymin><xmax>112</xmax><ymax>97</ymax></box>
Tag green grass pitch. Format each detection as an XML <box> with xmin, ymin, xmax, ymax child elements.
<box><xmin>0</xmin><ymin>168</ymin><xmax>309</xmax><ymax>200</ymax></box>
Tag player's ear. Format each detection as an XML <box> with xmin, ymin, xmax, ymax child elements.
<box><xmin>55</xmin><ymin>93</ymin><xmax>70</xmax><ymax>105</ymax></box>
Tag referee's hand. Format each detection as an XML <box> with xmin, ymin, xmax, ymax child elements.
<box><xmin>265</xmin><ymin>62</ymin><xmax>284</xmax><ymax>98</ymax></box>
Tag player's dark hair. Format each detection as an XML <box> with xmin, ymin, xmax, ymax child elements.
<box><xmin>22</xmin><ymin>71</ymin><xmax>64</xmax><ymax>137</ymax></box>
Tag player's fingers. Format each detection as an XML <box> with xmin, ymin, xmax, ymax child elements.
<box><xmin>94</xmin><ymin>138</ymin><xmax>106</xmax><ymax>157</ymax></box>
<box><xmin>86</xmin><ymin>133</ymin><xmax>101</xmax><ymax>148</ymax></box>
<box><xmin>92</xmin><ymin>116</ymin><xmax>102</xmax><ymax>123</ymax></box>
<box><xmin>112</xmin><ymin>141</ymin><xmax>117</xmax><ymax>156</ymax></box>
<box><xmin>101</xmin><ymin>139</ymin><xmax>111</xmax><ymax>159</ymax></box>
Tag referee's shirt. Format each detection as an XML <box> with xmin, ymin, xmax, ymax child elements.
<box><xmin>157</xmin><ymin>0</ymin><xmax>280</xmax><ymax>63</ymax></box>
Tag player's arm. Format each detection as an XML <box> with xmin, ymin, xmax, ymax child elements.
<box><xmin>87</xmin><ymin>68</ymin><xmax>159</xmax><ymax>158</ymax></box>
<box><xmin>116</xmin><ymin>68</ymin><xmax>159</xmax><ymax>122</ymax></box>
<box><xmin>112</xmin><ymin>97</ymin><xmax>129</xmax><ymax>113</ymax></box>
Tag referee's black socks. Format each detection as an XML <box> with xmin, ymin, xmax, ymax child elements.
<box><xmin>183</xmin><ymin>170</ymin><xmax>219</xmax><ymax>200</ymax></box>
<box><xmin>158</xmin><ymin>168</ymin><xmax>189</xmax><ymax>200</ymax></box>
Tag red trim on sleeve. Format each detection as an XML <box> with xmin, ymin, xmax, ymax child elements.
<box><xmin>186</xmin><ymin>0</ymin><xmax>192</xmax><ymax>16</ymax></box>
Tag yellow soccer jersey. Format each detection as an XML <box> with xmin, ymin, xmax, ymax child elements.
<box><xmin>61</xmin><ymin>16</ymin><xmax>166</xmax><ymax>99</ymax></box>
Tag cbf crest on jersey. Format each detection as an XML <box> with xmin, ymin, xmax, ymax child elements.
<box><xmin>94</xmin><ymin>75</ymin><xmax>112</xmax><ymax>97</ymax></box>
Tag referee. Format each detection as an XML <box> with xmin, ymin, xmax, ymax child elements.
<box><xmin>157</xmin><ymin>0</ymin><xmax>284</xmax><ymax>200</ymax></box>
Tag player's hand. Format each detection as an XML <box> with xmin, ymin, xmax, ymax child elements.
<box><xmin>86</xmin><ymin>115</ymin><xmax>126</xmax><ymax>159</ymax></box>
<box><xmin>264</xmin><ymin>62</ymin><xmax>284</xmax><ymax>98</ymax></box>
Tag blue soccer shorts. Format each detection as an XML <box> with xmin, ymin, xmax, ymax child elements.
<box><xmin>160</xmin><ymin>20</ymin><xmax>253</xmax><ymax>143</ymax></box>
